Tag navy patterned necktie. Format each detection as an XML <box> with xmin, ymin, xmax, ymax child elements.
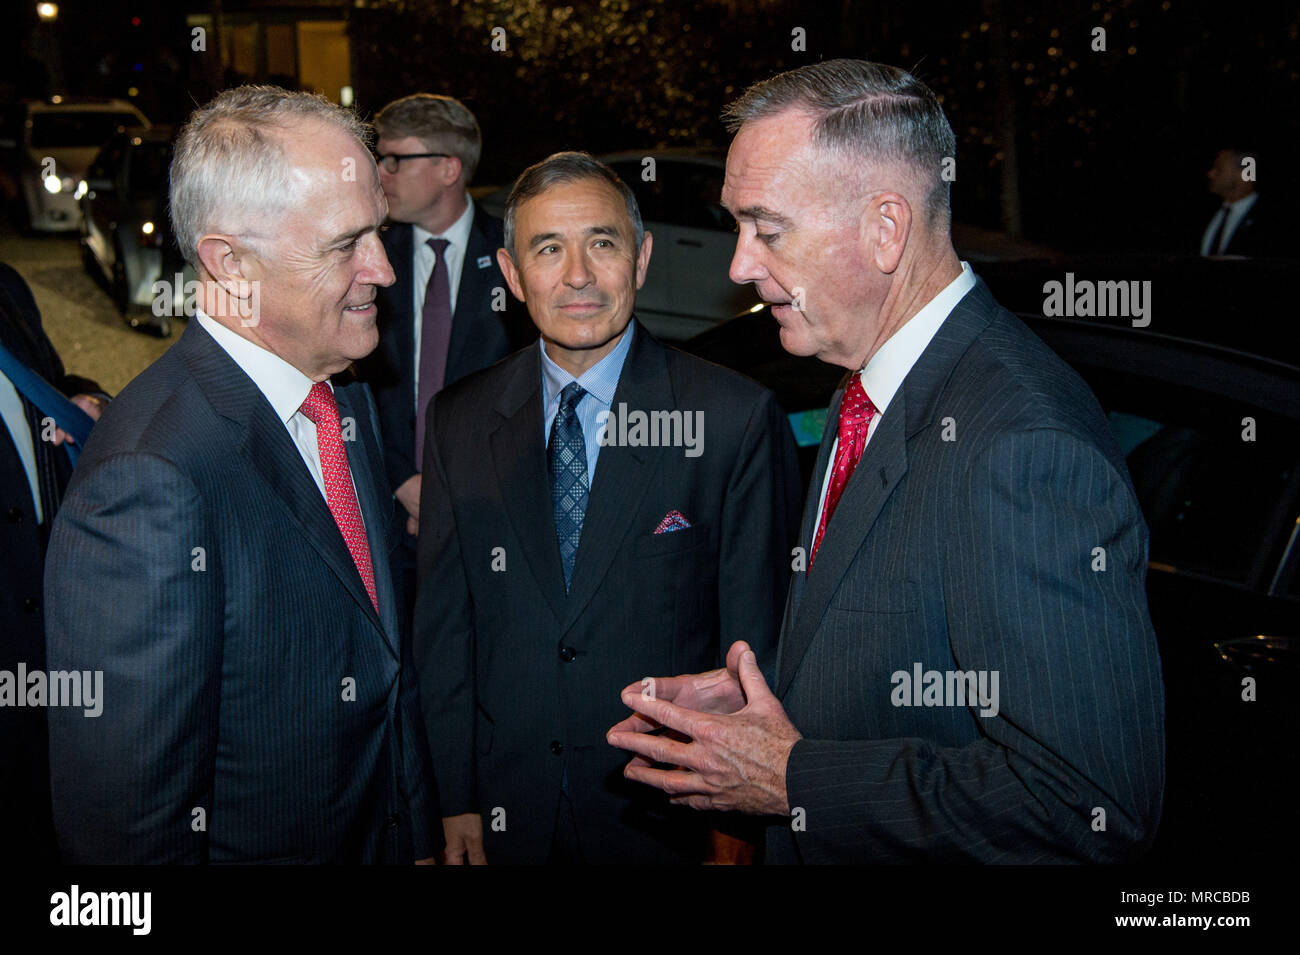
<box><xmin>548</xmin><ymin>382</ymin><xmax>589</xmax><ymax>591</ymax></box>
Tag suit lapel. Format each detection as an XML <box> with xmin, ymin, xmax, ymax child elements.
<box><xmin>490</xmin><ymin>348</ymin><xmax>569</xmax><ymax>624</ymax></box>
<box><xmin>775</xmin><ymin>280</ymin><xmax>998</xmax><ymax>697</ymax></box>
<box><xmin>558</xmin><ymin>324</ymin><xmax>668</xmax><ymax>634</ymax></box>
<box><xmin>445</xmin><ymin>208</ymin><xmax>499</xmax><ymax>381</ymax></box>
<box><xmin>176</xmin><ymin>321</ymin><xmax>390</xmax><ymax>644</ymax></box>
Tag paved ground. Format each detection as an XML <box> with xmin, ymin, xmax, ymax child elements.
<box><xmin>1</xmin><ymin>222</ymin><xmax>174</xmax><ymax>395</ymax></box>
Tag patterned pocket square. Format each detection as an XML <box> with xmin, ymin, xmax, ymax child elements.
<box><xmin>653</xmin><ymin>510</ymin><xmax>691</xmax><ymax>534</ymax></box>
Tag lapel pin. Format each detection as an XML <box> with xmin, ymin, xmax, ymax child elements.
<box><xmin>477</xmin><ymin>255</ymin><xmax>492</xmax><ymax>269</ymax></box>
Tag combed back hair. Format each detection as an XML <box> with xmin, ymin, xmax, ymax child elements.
<box><xmin>169</xmin><ymin>85</ymin><xmax>372</xmax><ymax>269</ymax></box>
<box><xmin>375</xmin><ymin>93</ymin><xmax>483</xmax><ymax>183</ymax></box>
<box><xmin>722</xmin><ymin>59</ymin><xmax>957</xmax><ymax>228</ymax></box>
<box><xmin>503</xmin><ymin>151</ymin><xmax>644</xmax><ymax>258</ymax></box>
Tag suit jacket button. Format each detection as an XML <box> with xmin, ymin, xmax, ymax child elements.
<box><xmin>384</xmin><ymin>813</ymin><xmax>401</xmax><ymax>830</ymax></box>
<box><xmin>550</xmin><ymin>740</ymin><xmax>563</xmax><ymax>755</ymax></box>
<box><xmin>23</xmin><ymin>597</ymin><xmax>39</xmax><ymax>614</ymax></box>
<box><xmin>558</xmin><ymin>646</ymin><xmax>576</xmax><ymax>663</ymax></box>
<box><xmin>7</xmin><ymin>507</ymin><xmax>22</xmax><ymax>523</ymax></box>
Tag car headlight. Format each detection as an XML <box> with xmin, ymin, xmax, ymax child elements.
<box><xmin>43</xmin><ymin>173</ymin><xmax>62</xmax><ymax>194</ymax></box>
<box><xmin>74</xmin><ymin>180</ymin><xmax>87</xmax><ymax>200</ymax></box>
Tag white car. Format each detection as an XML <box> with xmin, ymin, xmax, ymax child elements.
<box><xmin>1</xmin><ymin>98</ymin><xmax>150</xmax><ymax>233</ymax></box>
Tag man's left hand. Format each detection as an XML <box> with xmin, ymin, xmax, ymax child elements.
<box><xmin>50</xmin><ymin>393</ymin><xmax>105</xmax><ymax>447</ymax></box>
<box><xmin>606</xmin><ymin>645</ymin><xmax>801</xmax><ymax>816</ymax></box>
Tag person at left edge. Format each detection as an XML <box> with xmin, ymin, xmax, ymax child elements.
<box><xmin>1</xmin><ymin>261</ymin><xmax>105</xmax><ymax>864</ymax></box>
<box><xmin>43</xmin><ymin>86</ymin><xmax>440</xmax><ymax>863</ymax></box>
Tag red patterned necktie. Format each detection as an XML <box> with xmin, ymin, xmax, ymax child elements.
<box><xmin>300</xmin><ymin>381</ymin><xmax>379</xmax><ymax>612</ymax></box>
<box><xmin>810</xmin><ymin>375</ymin><xmax>877</xmax><ymax>566</ymax></box>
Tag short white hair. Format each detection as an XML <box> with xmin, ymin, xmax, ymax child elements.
<box><xmin>169</xmin><ymin>85</ymin><xmax>372</xmax><ymax>268</ymax></box>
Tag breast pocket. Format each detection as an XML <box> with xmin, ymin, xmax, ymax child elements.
<box><xmin>633</xmin><ymin>525</ymin><xmax>708</xmax><ymax>559</ymax></box>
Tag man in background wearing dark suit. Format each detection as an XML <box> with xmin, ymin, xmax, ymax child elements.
<box><xmin>415</xmin><ymin>152</ymin><xmax>800</xmax><ymax>864</ymax></box>
<box><xmin>44</xmin><ymin>86</ymin><xmax>438</xmax><ymax>863</ymax></box>
<box><xmin>359</xmin><ymin>93</ymin><xmax>532</xmax><ymax>619</ymax></box>
<box><xmin>0</xmin><ymin>262</ymin><xmax>104</xmax><ymax>864</ymax></box>
<box><xmin>610</xmin><ymin>60</ymin><xmax>1165</xmax><ymax>863</ymax></box>
<box><xmin>1201</xmin><ymin>145</ymin><xmax>1279</xmax><ymax>257</ymax></box>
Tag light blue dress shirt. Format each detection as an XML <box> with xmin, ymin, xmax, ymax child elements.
<box><xmin>539</xmin><ymin>319</ymin><xmax>636</xmax><ymax>481</ymax></box>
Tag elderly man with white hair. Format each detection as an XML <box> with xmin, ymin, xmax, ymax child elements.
<box><xmin>44</xmin><ymin>86</ymin><xmax>440</xmax><ymax>864</ymax></box>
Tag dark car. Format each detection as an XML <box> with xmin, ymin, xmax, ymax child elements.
<box><xmin>682</xmin><ymin>255</ymin><xmax>1300</xmax><ymax>865</ymax></box>
<box><xmin>78</xmin><ymin>125</ymin><xmax>192</xmax><ymax>336</ymax></box>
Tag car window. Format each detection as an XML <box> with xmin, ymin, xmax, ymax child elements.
<box><xmin>1080</xmin><ymin>365</ymin><xmax>1300</xmax><ymax>588</ymax></box>
<box><xmin>127</xmin><ymin>141</ymin><xmax>172</xmax><ymax>197</ymax></box>
<box><xmin>87</xmin><ymin>138</ymin><xmax>125</xmax><ymax>182</ymax></box>
<box><xmin>666</xmin><ymin>163</ymin><xmax>734</xmax><ymax>233</ymax></box>
<box><xmin>30</xmin><ymin>112</ymin><xmax>142</xmax><ymax>149</ymax></box>
<box><xmin>607</xmin><ymin>159</ymin><xmax>673</xmax><ymax>224</ymax></box>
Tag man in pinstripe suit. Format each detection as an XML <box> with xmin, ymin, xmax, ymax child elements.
<box><xmin>43</xmin><ymin>87</ymin><xmax>439</xmax><ymax>863</ymax></box>
<box><xmin>609</xmin><ymin>60</ymin><xmax>1165</xmax><ymax>863</ymax></box>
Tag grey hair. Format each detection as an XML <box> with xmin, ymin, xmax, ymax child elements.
<box><xmin>169</xmin><ymin>85</ymin><xmax>373</xmax><ymax>269</ymax></box>
<box><xmin>502</xmin><ymin>151</ymin><xmax>644</xmax><ymax>259</ymax></box>
<box><xmin>722</xmin><ymin>59</ymin><xmax>956</xmax><ymax>227</ymax></box>
<box><xmin>375</xmin><ymin>93</ymin><xmax>482</xmax><ymax>183</ymax></box>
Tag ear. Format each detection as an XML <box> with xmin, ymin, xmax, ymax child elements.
<box><xmin>444</xmin><ymin>155</ymin><xmax>465</xmax><ymax>186</ymax></box>
<box><xmin>496</xmin><ymin>247</ymin><xmax>526</xmax><ymax>302</ymax></box>
<box><xmin>196</xmin><ymin>233</ymin><xmax>260</xmax><ymax>301</ymax></box>
<box><xmin>866</xmin><ymin>192</ymin><xmax>911</xmax><ymax>274</ymax></box>
<box><xmin>634</xmin><ymin>230</ymin><xmax>653</xmax><ymax>290</ymax></box>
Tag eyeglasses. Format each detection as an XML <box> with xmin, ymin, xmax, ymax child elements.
<box><xmin>374</xmin><ymin>151</ymin><xmax>450</xmax><ymax>173</ymax></box>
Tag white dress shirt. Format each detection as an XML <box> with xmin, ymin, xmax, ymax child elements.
<box><xmin>1201</xmin><ymin>192</ymin><xmax>1257</xmax><ymax>255</ymax></box>
<box><xmin>0</xmin><ymin>371</ymin><xmax>43</xmax><ymax>524</ymax></box>
<box><xmin>812</xmin><ymin>261</ymin><xmax>976</xmax><ymax>535</ymax></box>
<box><xmin>196</xmin><ymin>310</ymin><xmax>358</xmax><ymax>508</ymax></box>
<box><xmin>411</xmin><ymin>195</ymin><xmax>475</xmax><ymax>411</ymax></box>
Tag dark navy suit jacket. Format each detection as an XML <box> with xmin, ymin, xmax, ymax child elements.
<box><xmin>415</xmin><ymin>324</ymin><xmax>802</xmax><ymax>863</ymax></box>
<box><xmin>44</xmin><ymin>319</ymin><xmax>439</xmax><ymax>863</ymax></box>
<box><xmin>767</xmin><ymin>277</ymin><xmax>1166</xmax><ymax>863</ymax></box>
<box><xmin>361</xmin><ymin>205</ymin><xmax>534</xmax><ymax>498</ymax></box>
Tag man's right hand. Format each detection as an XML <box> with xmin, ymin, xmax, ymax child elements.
<box><xmin>441</xmin><ymin>812</ymin><xmax>487</xmax><ymax>865</ymax></box>
<box><xmin>395</xmin><ymin>474</ymin><xmax>421</xmax><ymax>536</ymax></box>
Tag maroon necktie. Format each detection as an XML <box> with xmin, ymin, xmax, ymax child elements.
<box><xmin>810</xmin><ymin>376</ymin><xmax>877</xmax><ymax>566</ymax></box>
<box><xmin>415</xmin><ymin>237</ymin><xmax>452</xmax><ymax>468</ymax></box>
<box><xmin>300</xmin><ymin>382</ymin><xmax>379</xmax><ymax>613</ymax></box>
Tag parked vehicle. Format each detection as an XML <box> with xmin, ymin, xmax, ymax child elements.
<box><xmin>0</xmin><ymin>98</ymin><xmax>150</xmax><ymax>233</ymax></box>
<box><xmin>78</xmin><ymin>126</ymin><xmax>191</xmax><ymax>336</ymax></box>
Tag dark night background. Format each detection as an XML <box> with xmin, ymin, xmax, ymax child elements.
<box><xmin>4</xmin><ymin>0</ymin><xmax>1296</xmax><ymax>256</ymax></box>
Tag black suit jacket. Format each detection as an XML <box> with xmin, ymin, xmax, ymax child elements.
<box><xmin>361</xmin><ymin>204</ymin><xmax>534</xmax><ymax>497</ymax></box>
<box><xmin>0</xmin><ymin>262</ymin><xmax>100</xmax><ymax>864</ymax></box>
<box><xmin>1213</xmin><ymin>195</ymin><xmax>1280</xmax><ymax>257</ymax></box>
<box><xmin>767</xmin><ymin>277</ymin><xmax>1165</xmax><ymax>863</ymax></box>
<box><xmin>414</xmin><ymin>322</ymin><xmax>802</xmax><ymax>863</ymax></box>
<box><xmin>44</xmin><ymin>320</ymin><xmax>440</xmax><ymax>863</ymax></box>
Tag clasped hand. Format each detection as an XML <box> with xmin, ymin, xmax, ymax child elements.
<box><xmin>606</xmin><ymin>640</ymin><xmax>801</xmax><ymax>816</ymax></box>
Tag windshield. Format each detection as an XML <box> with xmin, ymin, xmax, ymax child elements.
<box><xmin>31</xmin><ymin>112</ymin><xmax>142</xmax><ymax>149</ymax></box>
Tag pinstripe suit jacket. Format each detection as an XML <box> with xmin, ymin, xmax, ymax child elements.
<box><xmin>767</xmin><ymin>277</ymin><xmax>1165</xmax><ymax>863</ymax></box>
<box><xmin>43</xmin><ymin>320</ymin><xmax>439</xmax><ymax>863</ymax></box>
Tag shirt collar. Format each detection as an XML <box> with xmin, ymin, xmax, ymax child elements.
<box><xmin>539</xmin><ymin>318</ymin><xmax>637</xmax><ymax>409</ymax></box>
<box><xmin>412</xmin><ymin>194</ymin><xmax>475</xmax><ymax>251</ymax></box>
<box><xmin>1226</xmin><ymin>192</ymin><xmax>1258</xmax><ymax>214</ymax></box>
<box><xmin>195</xmin><ymin>309</ymin><xmax>322</xmax><ymax>424</ymax></box>
<box><xmin>860</xmin><ymin>261</ymin><xmax>975</xmax><ymax>414</ymax></box>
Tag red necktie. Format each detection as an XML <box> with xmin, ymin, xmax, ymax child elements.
<box><xmin>300</xmin><ymin>382</ymin><xmax>379</xmax><ymax>613</ymax></box>
<box><xmin>810</xmin><ymin>375</ymin><xmax>877</xmax><ymax>566</ymax></box>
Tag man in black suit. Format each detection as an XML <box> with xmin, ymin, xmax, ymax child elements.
<box><xmin>1200</xmin><ymin>146</ymin><xmax>1279</xmax><ymax>257</ymax></box>
<box><xmin>359</xmin><ymin>93</ymin><xmax>532</xmax><ymax>618</ymax></box>
<box><xmin>0</xmin><ymin>262</ymin><xmax>104</xmax><ymax>864</ymax></box>
<box><xmin>414</xmin><ymin>152</ymin><xmax>801</xmax><ymax>864</ymax></box>
<box><xmin>44</xmin><ymin>86</ymin><xmax>438</xmax><ymax>863</ymax></box>
<box><xmin>609</xmin><ymin>60</ymin><xmax>1165</xmax><ymax>863</ymax></box>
